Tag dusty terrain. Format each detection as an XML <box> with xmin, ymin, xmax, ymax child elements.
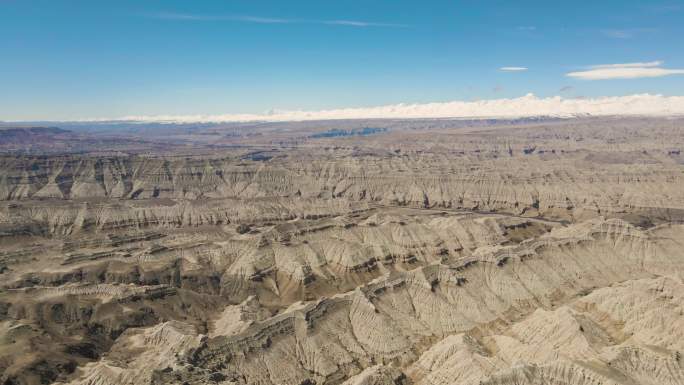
<box><xmin>1</xmin><ymin>117</ymin><xmax>684</xmax><ymax>385</ymax></box>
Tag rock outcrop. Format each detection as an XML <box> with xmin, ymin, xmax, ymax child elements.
<box><xmin>2</xmin><ymin>117</ymin><xmax>684</xmax><ymax>385</ymax></box>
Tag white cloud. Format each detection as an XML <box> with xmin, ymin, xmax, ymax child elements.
<box><xmin>602</xmin><ymin>29</ymin><xmax>633</xmax><ymax>39</ymax></box>
<box><xmin>324</xmin><ymin>20</ymin><xmax>408</xmax><ymax>28</ymax></box>
<box><xmin>566</xmin><ymin>61</ymin><xmax>684</xmax><ymax>80</ymax></box>
<box><xmin>500</xmin><ymin>67</ymin><xmax>528</xmax><ymax>72</ymax></box>
<box><xmin>151</xmin><ymin>13</ymin><xmax>290</xmax><ymax>23</ymax></box>
<box><xmin>590</xmin><ymin>61</ymin><xmax>663</xmax><ymax>69</ymax></box>
<box><xmin>237</xmin><ymin>16</ymin><xmax>292</xmax><ymax>24</ymax></box>
<box><xmin>148</xmin><ymin>12</ymin><xmax>406</xmax><ymax>27</ymax></box>
<box><xmin>601</xmin><ymin>28</ymin><xmax>658</xmax><ymax>39</ymax></box>
<box><xmin>103</xmin><ymin>94</ymin><xmax>684</xmax><ymax>123</ymax></box>
<box><xmin>567</xmin><ymin>68</ymin><xmax>684</xmax><ymax>80</ymax></box>
<box><xmin>646</xmin><ymin>4</ymin><xmax>681</xmax><ymax>13</ymax></box>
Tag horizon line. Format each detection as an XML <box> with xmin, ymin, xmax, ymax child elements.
<box><xmin>3</xmin><ymin>93</ymin><xmax>684</xmax><ymax>123</ymax></box>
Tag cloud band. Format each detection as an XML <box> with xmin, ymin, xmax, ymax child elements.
<box><xmin>105</xmin><ymin>94</ymin><xmax>684</xmax><ymax>123</ymax></box>
<box><xmin>566</xmin><ymin>61</ymin><xmax>684</xmax><ymax>80</ymax></box>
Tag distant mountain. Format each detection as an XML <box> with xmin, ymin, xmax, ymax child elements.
<box><xmin>0</xmin><ymin>126</ymin><xmax>71</xmax><ymax>142</ymax></box>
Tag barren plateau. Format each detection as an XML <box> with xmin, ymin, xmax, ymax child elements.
<box><xmin>1</xmin><ymin>117</ymin><xmax>684</xmax><ymax>385</ymax></box>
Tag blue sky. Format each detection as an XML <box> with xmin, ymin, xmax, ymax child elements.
<box><xmin>1</xmin><ymin>0</ymin><xmax>684</xmax><ymax>120</ymax></box>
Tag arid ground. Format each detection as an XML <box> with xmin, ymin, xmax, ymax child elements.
<box><xmin>1</xmin><ymin>117</ymin><xmax>684</xmax><ymax>385</ymax></box>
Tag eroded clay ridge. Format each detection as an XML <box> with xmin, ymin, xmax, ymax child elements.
<box><xmin>53</xmin><ymin>219</ymin><xmax>684</xmax><ymax>385</ymax></box>
<box><xmin>1</xmin><ymin>117</ymin><xmax>683</xmax><ymax>385</ymax></box>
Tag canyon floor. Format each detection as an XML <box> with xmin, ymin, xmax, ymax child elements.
<box><xmin>1</xmin><ymin>117</ymin><xmax>684</xmax><ymax>385</ymax></box>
